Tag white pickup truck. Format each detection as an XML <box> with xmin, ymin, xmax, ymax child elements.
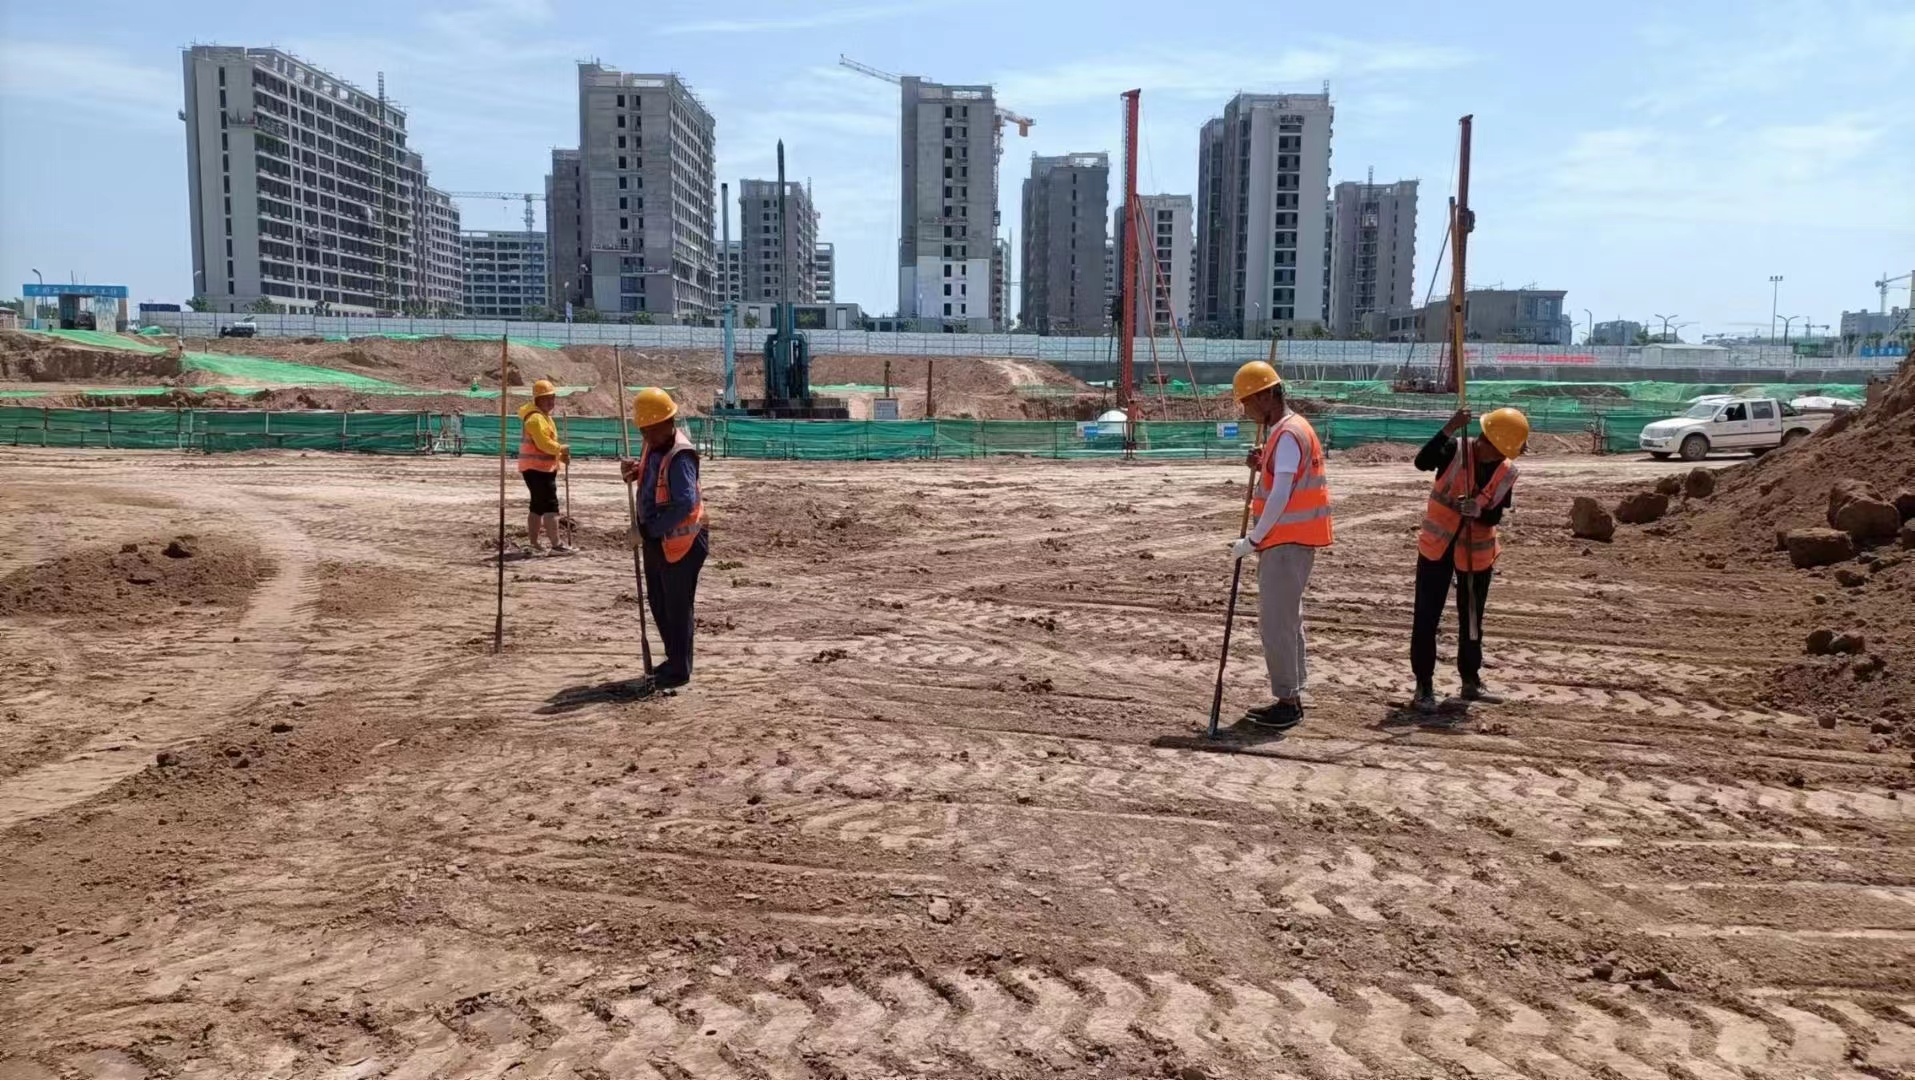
<box><xmin>1638</xmin><ymin>397</ymin><xmax>1833</xmax><ymax>461</ymax></box>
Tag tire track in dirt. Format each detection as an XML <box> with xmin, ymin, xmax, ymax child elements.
<box><xmin>21</xmin><ymin>918</ymin><xmax>1915</xmax><ymax>1079</ymax></box>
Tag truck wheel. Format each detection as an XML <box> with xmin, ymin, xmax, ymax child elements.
<box><xmin>1649</xmin><ymin>452</ymin><xmax>1671</xmax><ymax>460</ymax></box>
<box><xmin>1781</xmin><ymin>428</ymin><xmax>1807</xmax><ymax>447</ymax></box>
<box><xmin>1750</xmin><ymin>446</ymin><xmax>1770</xmax><ymax>457</ymax></box>
<box><xmin>1679</xmin><ymin>434</ymin><xmax>1709</xmax><ymax>462</ymax></box>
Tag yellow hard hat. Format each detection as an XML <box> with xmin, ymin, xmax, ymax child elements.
<box><xmin>530</xmin><ymin>379</ymin><xmax>558</xmax><ymax>398</ymax></box>
<box><xmin>1232</xmin><ymin>360</ymin><xmax>1282</xmax><ymax>402</ymax></box>
<box><xmin>632</xmin><ymin>386</ymin><xmax>678</xmax><ymax>428</ymax></box>
<box><xmin>1482</xmin><ymin>407</ymin><xmax>1530</xmax><ymax>458</ymax></box>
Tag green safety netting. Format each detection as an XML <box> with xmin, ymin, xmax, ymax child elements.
<box><xmin>180</xmin><ymin>352</ymin><xmax>415</xmax><ymax>392</ymax></box>
<box><xmin>38</xmin><ymin>329</ymin><xmax>170</xmax><ymax>353</ymax></box>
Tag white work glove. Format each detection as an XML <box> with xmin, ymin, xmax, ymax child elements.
<box><xmin>1229</xmin><ymin>537</ymin><xmax>1257</xmax><ymax>560</ymax></box>
<box><xmin>627</xmin><ymin>526</ymin><xmax>645</xmax><ymax>551</ymax></box>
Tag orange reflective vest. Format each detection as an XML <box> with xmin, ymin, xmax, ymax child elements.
<box><xmin>1249</xmin><ymin>412</ymin><xmax>1333</xmax><ymax>550</ymax></box>
<box><xmin>647</xmin><ymin>431</ymin><xmax>707</xmax><ymax>563</ymax></box>
<box><xmin>517</xmin><ymin>406</ymin><xmax>559</xmax><ymax>474</ymax></box>
<box><xmin>1418</xmin><ymin>449</ymin><xmax>1516</xmax><ymax>571</ymax></box>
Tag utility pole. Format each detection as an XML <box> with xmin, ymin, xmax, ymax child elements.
<box><xmin>1768</xmin><ymin>274</ymin><xmax>1783</xmax><ymax>343</ymax></box>
<box><xmin>1118</xmin><ymin>89</ymin><xmax>1141</xmax><ymax>450</ymax></box>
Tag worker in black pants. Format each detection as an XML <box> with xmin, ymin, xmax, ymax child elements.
<box><xmin>1410</xmin><ymin>406</ymin><xmax>1528</xmax><ymax>712</ymax></box>
<box><xmin>623</xmin><ymin>387</ymin><xmax>709</xmax><ymax>690</ymax></box>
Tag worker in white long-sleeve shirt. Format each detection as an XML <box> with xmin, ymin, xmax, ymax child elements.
<box><xmin>1226</xmin><ymin>361</ymin><xmax>1335</xmax><ymax>729</ymax></box>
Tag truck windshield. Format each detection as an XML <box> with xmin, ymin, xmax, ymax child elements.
<box><xmin>1682</xmin><ymin>403</ymin><xmax>1720</xmax><ymax>419</ymax></box>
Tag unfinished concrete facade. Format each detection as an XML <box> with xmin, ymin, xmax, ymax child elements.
<box><xmin>1327</xmin><ymin>178</ymin><xmax>1416</xmax><ymax>338</ymax></box>
<box><xmin>898</xmin><ymin>76</ymin><xmax>996</xmax><ymax>331</ymax></box>
<box><xmin>738</xmin><ymin>180</ymin><xmax>818</xmax><ymax>305</ymax></box>
<box><xmin>1195</xmin><ymin>92</ymin><xmax>1334</xmax><ymax>337</ymax></box>
<box><xmin>814</xmin><ymin>242</ymin><xmax>836</xmax><ymax>303</ymax></box>
<box><xmin>1114</xmin><ymin>194</ymin><xmax>1193</xmax><ymax>333</ymax></box>
<box><xmin>544</xmin><ymin>148</ymin><xmax>585</xmax><ymax>311</ymax></box>
<box><xmin>182</xmin><ymin>45</ymin><xmax>439</xmax><ymax>315</ymax></box>
<box><xmin>1019</xmin><ymin>153</ymin><xmax>1109</xmax><ymax>335</ymax></box>
<box><xmin>576</xmin><ymin>62</ymin><xmax>717</xmax><ymax>324</ymax></box>
<box><xmin>415</xmin><ymin>177</ymin><xmax>464</xmax><ymax>316</ymax></box>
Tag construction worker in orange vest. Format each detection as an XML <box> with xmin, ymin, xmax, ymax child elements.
<box><xmin>620</xmin><ymin>387</ymin><xmax>708</xmax><ymax>690</ymax></box>
<box><xmin>1227</xmin><ymin>360</ymin><xmax>1334</xmax><ymax>730</ymax></box>
<box><xmin>1410</xmin><ymin>406</ymin><xmax>1529</xmax><ymax>713</ymax></box>
<box><xmin>517</xmin><ymin>379</ymin><xmax>573</xmax><ymax>555</ymax></box>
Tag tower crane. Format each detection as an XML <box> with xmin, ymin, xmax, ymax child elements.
<box><xmin>837</xmin><ymin>54</ymin><xmax>1033</xmax><ymax>167</ymax></box>
<box><xmin>445</xmin><ymin>191</ymin><xmax>546</xmax><ymax>233</ymax></box>
<box><xmin>1875</xmin><ymin>270</ymin><xmax>1913</xmax><ymax>314</ymax></box>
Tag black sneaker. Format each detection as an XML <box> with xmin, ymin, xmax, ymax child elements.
<box><xmin>1411</xmin><ymin>683</ymin><xmax>1438</xmax><ymax>714</ymax></box>
<box><xmin>1244</xmin><ymin>700</ymin><xmax>1303</xmax><ymax>730</ymax></box>
<box><xmin>1460</xmin><ymin>679</ymin><xmax>1504</xmax><ymax>704</ymax></box>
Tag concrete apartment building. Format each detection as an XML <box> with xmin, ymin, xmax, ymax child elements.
<box><xmin>737</xmin><ymin>179</ymin><xmax>818</xmax><ymax>304</ymax></box>
<box><xmin>1589</xmin><ymin>318</ymin><xmax>1644</xmax><ymax>345</ymax></box>
<box><xmin>898</xmin><ymin>76</ymin><xmax>997</xmax><ymax>331</ymax></box>
<box><xmin>544</xmin><ymin>148</ymin><xmax>585</xmax><ymax>310</ymax></box>
<box><xmin>575</xmin><ymin>62</ymin><xmax>717</xmax><ymax>323</ymax></box>
<box><xmin>1113</xmin><ymin>193</ymin><xmax>1193</xmax><ymax>332</ymax></box>
<box><xmin>1367</xmin><ymin>288</ymin><xmax>1572</xmax><ymax>345</ymax></box>
<box><xmin>1327</xmin><ymin>177</ymin><xmax>1415</xmax><ymax>338</ymax></box>
<box><xmin>416</xmin><ymin>177</ymin><xmax>463</xmax><ymax>315</ymax></box>
<box><xmin>814</xmin><ymin>242</ymin><xmax>835</xmax><ymax>303</ymax></box>
<box><xmin>1195</xmin><ymin>92</ymin><xmax>1334</xmax><ymax>337</ymax></box>
<box><xmin>990</xmin><ymin>238</ymin><xmax>1009</xmax><ymax>329</ymax></box>
<box><xmin>461</xmin><ymin>230</ymin><xmax>548</xmax><ymax>319</ymax></box>
<box><xmin>720</xmin><ymin>240</ymin><xmax>744</xmax><ymax>304</ymax></box>
<box><xmin>1019</xmin><ymin>153</ymin><xmax>1109</xmax><ymax>335</ymax></box>
<box><xmin>183</xmin><ymin>45</ymin><xmax>454</xmax><ymax>314</ymax></box>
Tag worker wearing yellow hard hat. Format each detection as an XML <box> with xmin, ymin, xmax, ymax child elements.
<box><xmin>1409</xmin><ymin>405</ymin><xmax>1529</xmax><ymax>713</ymax></box>
<box><xmin>517</xmin><ymin>378</ymin><xmax>573</xmax><ymax>555</ymax></box>
<box><xmin>1227</xmin><ymin>359</ymin><xmax>1334</xmax><ymax>731</ymax></box>
<box><xmin>619</xmin><ymin>387</ymin><xmax>708</xmax><ymax>690</ymax></box>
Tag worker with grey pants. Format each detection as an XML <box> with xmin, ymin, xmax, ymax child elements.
<box><xmin>1228</xmin><ymin>361</ymin><xmax>1335</xmax><ymax>730</ymax></box>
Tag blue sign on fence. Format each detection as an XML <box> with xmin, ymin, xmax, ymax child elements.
<box><xmin>1859</xmin><ymin>345</ymin><xmax>1908</xmax><ymax>358</ymax></box>
<box><xmin>1216</xmin><ymin>422</ymin><xmax>1240</xmax><ymax>439</ymax></box>
<box><xmin>23</xmin><ymin>283</ymin><xmax>128</xmax><ymax>298</ymax></box>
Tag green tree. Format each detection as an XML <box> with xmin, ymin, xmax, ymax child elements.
<box><xmin>743</xmin><ymin>312</ymin><xmax>762</xmax><ymax>329</ymax></box>
<box><xmin>574</xmin><ymin>306</ymin><xmax>604</xmax><ymax>323</ymax></box>
<box><xmin>186</xmin><ymin>295</ymin><xmax>211</xmax><ymax>313</ymax></box>
<box><xmin>247</xmin><ymin>297</ymin><xmax>281</xmax><ymax>314</ymax></box>
<box><xmin>631</xmin><ymin>311</ymin><xmax>655</xmax><ymax>325</ymax></box>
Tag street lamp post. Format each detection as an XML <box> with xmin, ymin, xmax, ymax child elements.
<box><xmin>1768</xmin><ymin>275</ymin><xmax>1783</xmax><ymax>342</ymax></box>
<box><xmin>1652</xmin><ymin>313</ymin><xmax>1680</xmax><ymax>341</ymax></box>
<box><xmin>1781</xmin><ymin>315</ymin><xmax>1806</xmax><ymax>344</ymax></box>
<box><xmin>30</xmin><ymin>268</ymin><xmax>43</xmax><ymax>330</ymax></box>
<box><xmin>1250</xmin><ymin>302</ymin><xmax>1262</xmax><ymax>340</ymax></box>
<box><xmin>1583</xmin><ymin>308</ymin><xmax>1594</xmax><ymax>344</ymax></box>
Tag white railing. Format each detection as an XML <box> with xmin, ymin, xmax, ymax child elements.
<box><xmin>144</xmin><ymin>311</ymin><xmax>1905</xmax><ymax>372</ymax></box>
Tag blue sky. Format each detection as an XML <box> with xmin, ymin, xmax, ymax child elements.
<box><xmin>3</xmin><ymin>0</ymin><xmax>1911</xmax><ymax>338</ymax></box>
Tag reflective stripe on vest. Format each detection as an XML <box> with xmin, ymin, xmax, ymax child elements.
<box><xmin>1248</xmin><ymin>412</ymin><xmax>1333</xmax><ymax>550</ymax></box>
<box><xmin>649</xmin><ymin>431</ymin><xmax>707</xmax><ymax>563</ymax></box>
<box><xmin>517</xmin><ymin>416</ymin><xmax>558</xmax><ymax>473</ymax></box>
<box><xmin>1417</xmin><ymin>452</ymin><xmax>1515</xmax><ymax>571</ymax></box>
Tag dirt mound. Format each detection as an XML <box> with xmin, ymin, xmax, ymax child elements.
<box><xmin>1333</xmin><ymin>441</ymin><xmax>1420</xmax><ymax>464</ymax></box>
<box><xmin>0</xmin><ymin>535</ymin><xmax>272</xmax><ymax>623</ymax></box>
<box><xmin>1675</xmin><ymin>357</ymin><xmax>1915</xmax><ymax>720</ymax></box>
<box><xmin>0</xmin><ymin>330</ymin><xmax>182</xmax><ymax>382</ymax></box>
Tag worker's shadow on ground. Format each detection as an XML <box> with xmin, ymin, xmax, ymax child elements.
<box><xmin>1377</xmin><ymin>700</ymin><xmax>1473</xmax><ymax>733</ymax></box>
<box><xmin>536</xmin><ymin>678</ymin><xmax>669</xmax><ymax>715</ymax></box>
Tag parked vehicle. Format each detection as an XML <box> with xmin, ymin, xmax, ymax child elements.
<box><xmin>1638</xmin><ymin>397</ymin><xmax>1832</xmax><ymax>461</ymax></box>
<box><xmin>220</xmin><ymin>317</ymin><xmax>258</xmax><ymax>338</ymax></box>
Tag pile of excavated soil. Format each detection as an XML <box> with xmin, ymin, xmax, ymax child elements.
<box><xmin>1669</xmin><ymin>358</ymin><xmax>1915</xmax><ymax>725</ymax></box>
<box><xmin>0</xmin><ymin>535</ymin><xmax>271</xmax><ymax>624</ymax></box>
<box><xmin>0</xmin><ymin>330</ymin><xmax>182</xmax><ymax>382</ymax></box>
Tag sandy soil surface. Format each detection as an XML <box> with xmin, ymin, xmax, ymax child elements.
<box><xmin>1</xmin><ymin>449</ymin><xmax>1911</xmax><ymax>1079</ymax></box>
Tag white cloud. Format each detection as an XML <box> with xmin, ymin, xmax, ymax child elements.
<box><xmin>660</xmin><ymin>1</ymin><xmax>936</xmax><ymax>35</ymax></box>
<box><xmin>0</xmin><ymin>43</ymin><xmax>177</xmax><ymax>128</ymax></box>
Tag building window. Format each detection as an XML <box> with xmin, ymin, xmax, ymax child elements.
<box><xmin>943</xmin><ymin>283</ymin><xmax>952</xmax><ymax>296</ymax></box>
<box><xmin>944</xmin><ymin>146</ymin><xmax>953</xmax><ymax>159</ymax></box>
<box><xmin>618</xmin><ymin>156</ymin><xmax>627</xmax><ymax>169</ymax></box>
<box><xmin>943</xmin><ymin>302</ymin><xmax>952</xmax><ymax>316</ymax></box>
<box><xmin>617</xmin><ymin>115</ymin><xmax>625</xmax><ymax>128</ymax></box>
<box><xmin>943</xmin><ymin>264</ymin><xmax>952</xmax><ymax>277</ymax></box>
<box><xmin>618</xmin><ymin>176</ymin><xmax>627</xmax><ymax>189</ymax></box>
<box><xmin>619</xmin><ymin>197</ymin><xmax>627</xmax><ymax>209</ymax></box>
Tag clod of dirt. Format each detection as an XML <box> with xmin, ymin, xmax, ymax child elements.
<box><xmin>1834</xmin><ymin>495</ymin><xmax>1902</xmax><ymax>544</ymax></box>
<box><xmin>1568</xmin><ymin>497</ymin><xmax>1615</xmax><ymax>542</ymax></box>
<box><xmin>1806</xmin><ymin>629</ymin><xmax>1836</xmax><ymax>655</ymax></box>
<box><xmin>1830</xmin><ymin>632</ymin><xmax>1867</xmax><ymax>656</ymax></box>
<box><xmin>1655</xmin><ymin>475</ymin><xmax>1683</xmax><ymax>497</ymax></box>
<box><xmin>154</xmin><ymin>750</ymin><xmax>180</xmax><ymax>767</ymax></box>
<box><xmin>927</xmin><ymin>897</ymin><xmax>953</xmax><ymax>924</ymax></box>
<box><xmin>1816</xmin><ymin>714</ymin><xmax>1839</xmax><ymax>729</ymax></box>
<box><xmin>1828</xmin><ymin>479</ymin><xmax>1881</xmax><ymax>526</ymax></box>
<box><xmin>0</xmin><ymin>536</ymin><xmax>271</xmax><ymax>622</ymax></box>
<box><xmin>1834</xmin><ymin>567</ymin><xmax>1867</xmax><ymax>589</ymax></box>
<box><xmin>162</xmin><ymin>539</ymin><xmax>195</xmax><ymax>559</ymax></box>
<box><xmin>1868</xmin><ymin>736</ymin><xmax>1892</xmax><ymax>753</ymax></box>
<box><xmin>270</xmin><ymin>721</ymin><xmax>293</xmax><ymax>734</ymax></box>
<box><xmin>810</xmin><ymin>648</ymin><xmax>851</xmax><ymax>664</ymax></box>
<box><xmin>1785</xmin><ymin>528</ymin><xmax>1855</xmax><ymax>569</ymax></box>
<box><xmin>1855</xmin><ymin>655</ymin><xmax>1887</xmax><ymax>681</ymax></box>
<box><xmin>1614</xmin><ymin>492</ymin><xmax>1669</xmax><ymax>525</ymax></box>
<box><xmin>1895</xmin><ymin>490</ymin><xmax>1915</xmax><ymax>522</ymax></box>
<box><xmin>1683</xmin><ymin>468</ymin><xmax>1717</xmax><ymax>499</ymax></box>
<box><xmin>1903</xmin><ymin>521</ymin><xmax>1915</xmax><ymax>549</ymax></box>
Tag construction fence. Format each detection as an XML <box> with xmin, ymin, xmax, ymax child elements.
<box><xmin>0</xmin><ymin>404</ymin><xmax>1664</xmax><ymax>458</ymax></box>
<box><xmin>142</xmin><ymin>312</ymin><xmax>1903</xmax><ymax>371</ymax></box>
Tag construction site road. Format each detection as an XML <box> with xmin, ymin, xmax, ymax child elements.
<box><xmin>1</xmin><ymin>448</ymin><xmax>1911</xmax><ymax>1080</ymax></box>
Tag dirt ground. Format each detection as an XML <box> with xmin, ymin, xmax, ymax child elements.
<box><xmin>1</xmin><ymin>448</ymin><xmax>1911</xmax><ymax>1079</ymax></box>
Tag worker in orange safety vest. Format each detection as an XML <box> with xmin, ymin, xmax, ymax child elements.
<box><xmin>1227</xmin><ymin>360</ymin><xmax>1333</xmax><ymax>730</ymax></box>
<box><xmin>517</xmin><ymin>379</ymin><xmax>573</xmax><ymax>555</ymax></box>
<box><xmin>620</xmin><ymin>387</ymin><xmax>708</xmax><ymax>690</ymax></box>
<box><xmin>1409</xmin><ymin>406</ymin><xmax>1528</xmax><ymax>713</ymax></box>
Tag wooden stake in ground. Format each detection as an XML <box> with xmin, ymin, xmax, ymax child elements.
<box><xmin>613</xmin><ymin>346</ymin><xmax>655</xmax><ymax>675</ymax></box>
<box><xmin>1448</xmin><ymin>115</ymin><xmax>1480</xmax><ymax>644</ymax></box>
<box><xmin>493</xmin><ymin>334</ymin><xmax>509</xmax><ymax>654</ymax></box>
<box><xmin>559</xmin><ymin>412</ymin><xmax>575</xmax><ymax>545</ymax></box>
